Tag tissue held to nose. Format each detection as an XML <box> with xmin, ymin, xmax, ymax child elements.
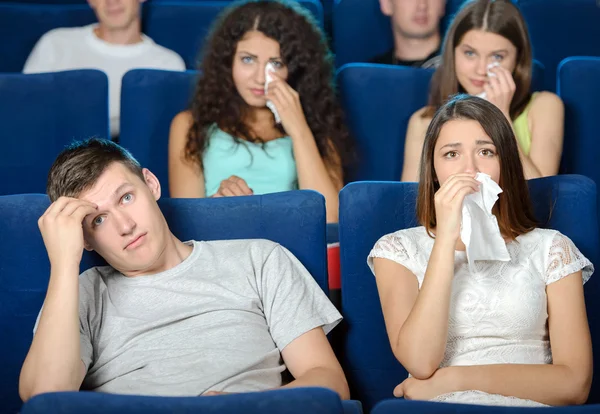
<box><xmin>264</xmin><ymin>62</ymin><xmax>281</xmax><ymax>124</ymax></box>
<box><xmin>475</xmin><ymin>62</ymin><xmax>501</xmax><ymax>100</ymax></box>
<box><xmin>460</xmin><ymin>172</ymin><xmax>510</xmax><ymax>272</ymax></box>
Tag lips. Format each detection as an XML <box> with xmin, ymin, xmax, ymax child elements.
<box><xmin>471</xmin><ymin>79</ymin><xmax>486</xmax><ymax>88</ymax></box>
<box><xmin>124</xmin><ymin>233</ymin><xmax>146</xmax><ymax>250</ymax></box>
<box><xmin>251</xmin><ymin>88</ymin><xmax>265</xmax><ymax>96</ymax></box>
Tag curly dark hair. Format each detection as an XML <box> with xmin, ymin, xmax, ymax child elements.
<box><xmin>185</xmin><ymin>0</ymin><xmax>351</xmax><ymax>174</ymax></box>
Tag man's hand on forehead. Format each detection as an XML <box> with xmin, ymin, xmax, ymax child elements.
<box><xmin>38</xmin><ymin>197</ymin><xmax>99</xmax><ymax>268</ymax></box>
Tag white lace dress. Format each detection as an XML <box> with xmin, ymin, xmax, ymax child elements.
<box><xmin>368</xmin><ymin>227</ymin><xmax>594</xmax><ymax>407</ymax></box>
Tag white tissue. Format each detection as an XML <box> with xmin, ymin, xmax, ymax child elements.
<box><xmin>460</xmin><ymin>172</ymin><xmax>510</xmax><ymax>272</ymax></box>
<box><xmin>475</xmin><ymin>62</ymin><xmax>501</xmax><ymax>100</ymax></box>
<box><xmin>264</xmin><ymin>62</ymin><xmax>281</xmax><ymax>124</ymax></box>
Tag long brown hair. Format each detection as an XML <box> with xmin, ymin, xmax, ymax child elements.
<box><xmin>185</xmin><ymin>0</ymin><xmax>351</xmax><ymax>173</ymax></box>
<box><xmin>416</xmin><ymin>94</ymin><xmax>537</xmax><ymax>239</ymax></box>
<box><xmin>425</xmin><ymin>0</ymin><xmax>532</xmax><ymax>120</ymax></box>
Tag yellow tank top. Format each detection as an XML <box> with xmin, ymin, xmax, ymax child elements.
<box><xmin>512</xmin><ymin>93</ymin><xmax>536</xmax><ymax>156</ymax></box>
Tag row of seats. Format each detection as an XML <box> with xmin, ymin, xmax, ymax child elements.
<box><xmin>17</xmin><ymin>387</ymin><xmax>600</xmax><ymax>414</ymax></box>
<box><xmin>0</xmin><ymin>0</ymin><xmax>324</xmax><ymax>72</ymax></box>
<box><xmin>1</xmin><ymin>57</ymin><xmax>599</xmax><ymax>204</ymax></box>
<box><xmin>2</xmin><ymin>0</ymin><xmax>600</xmax><ymax>90</ymax></box>
<box><xmin>333</xmin><ymin>0</ymin><xmax>600</xmax><ymax>90</ymax></box>
<box><xmin>1</xmin><ymin>175</ymin><xmax>598</xmax><ymax>413</ymax></box>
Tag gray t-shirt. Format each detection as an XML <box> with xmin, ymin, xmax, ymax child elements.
<box><xmin>35</xmin><ymin>239</ymin><xmax>341</xmax><ymax>396</ymax></box>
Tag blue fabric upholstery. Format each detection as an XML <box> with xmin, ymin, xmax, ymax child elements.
<box><xmin>0</xmin><ymin>191</ymin><xmax>327</xmax><ymax>414</ymax></box>
<box><xmin>1</xmin><ymin>1</ymin><xmax>322</xmax><ymax>73</ymax></box>
<box><xmin>518</xmin><ymin>0</ymin><xmax>600</xmax><ymax>92</ymax></box>
<box><xmin>119</xmin><ymin>69</ymin><xmax>198</xmax><ymax>196</ymax></box>
<box><xmin>337</xmin><ymin>64</ymin><xmax>432</xmax><ymax>182</ymax></box>
<box><xmin>0</xmin><ymin>3</ymin><xmax>97</xmax><ymax>72</ymax></box>
<box><xmin>339</xmin><ymin>176</ymin><xmax>600</xmax><ymax>411</ymax></box>
<box><xmin>336</xmin><ymin>62</ymin><xmax>544</xmax><ymax>182</ymax></box>
<box><xmin>144</xmin><ymin>0</ymin><xmax>324</xmax><ymax>70</ymax></box>
<box><xmin>557</xmin><ymin>57</ymin><xmax>600</xmax><ymax>225</ymax></box>
<box><xmin>0</xmin><ymin>70</ymin><xmax>109</xmax><ymax>195</ymax></box>
<box><xmin>372</xmin><ymin>399</ymin><xmax>600</xmax><ymax>413</ymax></box>
<box><xmin>332</xmin><ymin>0</ymin><xmax>391</xmax><ymax>68</ymax></box>
<box><xmin>20</xmin><ymin>388</ymin><xmax>344</xmax><ymax>414</ymax></box>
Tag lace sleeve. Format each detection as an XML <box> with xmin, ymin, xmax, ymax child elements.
<box><xmin>367</xmin><ymin>231</ymin><xmax>412</xmax><ymax>276</ymax></box>
<box><xmin>546</xmin><ymin>232</ymin><xmax>594</xmax><ymax>285</ymax></box>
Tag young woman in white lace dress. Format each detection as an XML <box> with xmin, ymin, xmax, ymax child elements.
<box><xmin>368</xmin><ymin>95</ymin><xmax>594</xmax><ymax>406</ymax></box>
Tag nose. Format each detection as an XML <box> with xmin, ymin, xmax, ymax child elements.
<box><xmin>463</xmin><ymin>153</ymin><xmax>479</xmax><ymax>175</ymax></box>
<box><xmin>114</xmin><ymin>210</ymin><xmax>136</xmax><ymax>236</ymax></box>
<box><xmin>475</xmin><ymin>56</ymin><xmax>488</xmax><ymax>76</ymax></box>
<box><xmin>255</xmin><ymin>62</ymin><xmax>266</xmax><ymax>85</ymax></box>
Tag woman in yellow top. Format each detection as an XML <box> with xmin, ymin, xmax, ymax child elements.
<box><xmin>402</xmin><ymin>0</ymin><xmax>564</xmax><ymax>182</ymax></box>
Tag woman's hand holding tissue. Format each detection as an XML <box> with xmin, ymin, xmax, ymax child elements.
<box><xmin>482</xmin><ymin>65</ymin><xmax>516</xmax><ymax>120</ymax></box>
<box><xmin>265</xmin><ymin>74</ymin><xmax>311</xmax><ymax>140</ymax></box>
<box><xmin>393</xmin><ymin>367</ymin><xmax>456</xmax><ymax>400</ymax></box>
<box><xmin>434</xmin><ymin>174</ymin><xmax>480</xmax><ymax>243</ymax></box>
<box><xmin>211</xmin><ymin>175</ymin><xmax>253</xmax><ymax>197</ymax></box>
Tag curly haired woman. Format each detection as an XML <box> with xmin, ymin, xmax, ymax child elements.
<box><xmin>168</xmin><ymin>0</ymin><xmax>352</xmax><ymax>222</ymax></box>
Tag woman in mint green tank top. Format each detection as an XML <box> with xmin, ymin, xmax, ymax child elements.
<box><xmin>168</xmin><ymin>1</ymin><xmax>352</xmax><ymax>223</ymax></box>
<box><xmin>401</xmin><ymin>0</ymin><xmax>564</xmax><ymax>183</ymax></box>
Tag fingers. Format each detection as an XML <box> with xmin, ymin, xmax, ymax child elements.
<box><xmin>393</xmin><ymin>383</ymin><xmax>404</xmax><ymax>398</ymax></box>
<box><xmin>267</xmin><ymin>84</ymin><xmax>292</xmax><ymax>111</ymax></box>
<box><xmin>61</xmin><ymin>199</ymin><xmax>97</xmax><ymax>217</ymax></box>
<box><xmin>436</xmin><ymin>174</ymin><xmax>480</xmax><ymax>204</ymax></box>
<box><xmin>488</xmin><ymin>66</ymin><xmax>515</xmax><ymax>95</ymax></box>
<box><xmin>444</xmin><ymin>177</ymin><xmax>480</xmax><ymax>200</ymax></box>
<box><xmin>266</xmin><ymin>79</ymin><xmax>298</xmax><ymax>107</ymax></box>
<box><xmin>42</xmin><ymin>197</ymin><xmax>96</xmax><ymax>221</ymax></box>
<box><xmin>215</xmin><ymin>176</ymin><xmax>253</xmax><ymax>197</ymax></box>
<box><xmin>229</xmin><ymin>176</ymin><xmax>253</xmax><ymax>194</ymax></box>
<box><xmin>70</xmin><ymin>204</ymin><xmax>100</xmax><ymax>223</ymax></box>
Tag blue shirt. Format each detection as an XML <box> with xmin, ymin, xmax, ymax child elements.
<box><xmin>203</xmin><ymin>126</ymin><xmax>298</xmax><ymax>197</ymax></box>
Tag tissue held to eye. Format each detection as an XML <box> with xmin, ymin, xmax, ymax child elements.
<box><xmin>265</xmin><ymin>62</ymin><xmax>281</xmax><ymax>124</ymax></box>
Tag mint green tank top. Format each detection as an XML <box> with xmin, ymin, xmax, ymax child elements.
<box><xmin>203</xmin><ymin>126</ymin><xmax>298</xmax><ymax>197</ymax></box>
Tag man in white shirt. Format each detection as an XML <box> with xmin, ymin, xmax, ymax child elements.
<box><xmin>23</xmin><ymin>0</ymin><xmax>186</xmax><ymax>137</ymax></box>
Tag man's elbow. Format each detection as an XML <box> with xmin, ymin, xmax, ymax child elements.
<box><xmin>20</xmin><ymin>380</ymin><xmax>79</xmax><ymax>402</ymax></box>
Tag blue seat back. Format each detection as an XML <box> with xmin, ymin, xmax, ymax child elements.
<box><xmin>119</xmin><ymin>69</ymin><xmax>198</xmax><ymax>196</ymax></box>
<box><xmin>0</xmin><ymin>3</ymin><xmax>96</xmax><ymax>72</ymax></box>
<box><xmin>557</xmin><ymin>57</ymin><xmax>600</xmax><ymax>223</ymax></box>
<box><xmin>372</xmin><ymin>399</ymin><xmax>600</xmax><ymax>414</ymax></box>
<box><xmin>20</xmin><ymin>388</ymin><xmax>343</xmax><ymax>414</ymax></box>
<box><xmin>519</xmin><ymin>0</ymin><xmax>600</xmax><ymax>92</ymax></box>
<box><xmin>339</xmin><ymin>176</ymin><xmax>600</xmax><ymax>410</ymax></box>
<box><xmin>337</xmin><ymin>64</ymin><xmax>433</xmax><ymax>182</ymax></box>
<box><xmin>0</xmin><ymin>70</ymin><xmax>109</xmax><ymax>195</ymax></box>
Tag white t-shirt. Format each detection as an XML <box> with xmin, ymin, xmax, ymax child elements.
<box><xmin>23</xmin><ymin>24</ymin><xmax>186</xmax><ymax>136</ymax></box>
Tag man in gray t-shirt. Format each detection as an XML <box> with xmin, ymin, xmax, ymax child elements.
<box><xmin>19</xmin><ymin>139</ymin><xmax>349</xmax><ymax>402</ymax></box>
